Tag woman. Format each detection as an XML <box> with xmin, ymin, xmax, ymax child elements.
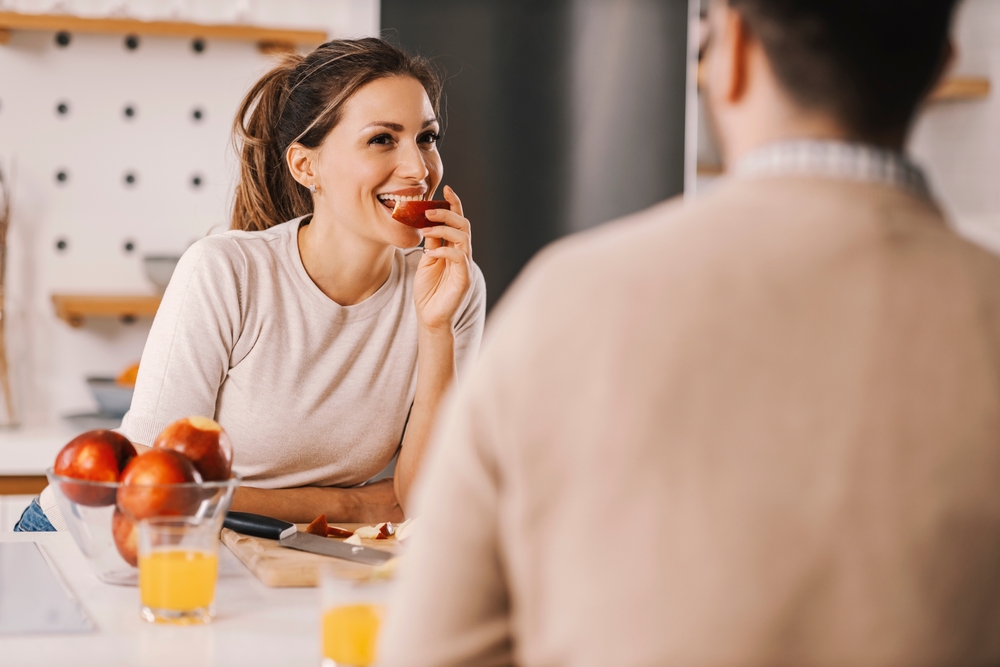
<box><xmin>18</xmin><ymin>38</ymin><xmax>484</xmax><ymax>531</ymax></box>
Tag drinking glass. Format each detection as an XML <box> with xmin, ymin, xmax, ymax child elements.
<box><xmin>138</xmin><ymin>516</ymin><xmax>219</xmax><ymax>625</ymax></box>
<box><xmin>320</xmin><ymin>567</ymin><xmax>394</xmax><ymax>667</ymax></box>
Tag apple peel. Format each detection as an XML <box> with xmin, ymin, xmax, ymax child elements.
<box><xmin>391</xmin><ymin>200</ymin><xmax>449</xmax><ymax>229</ymax></box>
<box><xmin>327</xmin><ymin>526</ymin><xmax>354</xmax><ymax>538</ymax></box>
<box><xmin>305</xmin><ymin>515</ymin><xmax>328</xmax><ymax>537</ymax></box>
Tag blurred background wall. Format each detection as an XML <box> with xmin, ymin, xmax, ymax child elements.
<box><xmin>0</xmin><ymin>0</ymin><xmax>378</xmax><ymax>429</ymax></box>
<box><xmin>380</xmin><ymin>0</ymin><xmax>690</xmax><ymax>309</ymax></box>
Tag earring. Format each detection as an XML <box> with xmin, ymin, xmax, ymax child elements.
<box><xmin>309</xmin><ymin>184</ymin><xmax>317</xmax><ymax>194</ymax></box>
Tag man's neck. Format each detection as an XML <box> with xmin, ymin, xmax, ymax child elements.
<box><xmin>717</xmin><ymin>96</ymin><xmax>906</xmax><ymax>167</ymax></box>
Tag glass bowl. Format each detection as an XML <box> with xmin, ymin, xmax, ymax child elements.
<box><xmin>45</xmin><ymin>468</ymin><xmax>241</xmax><ymax>586</ymax></box>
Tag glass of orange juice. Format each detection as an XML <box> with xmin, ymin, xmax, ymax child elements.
<box><xmin>138</xmin><ymin>516</ymin><xmax>219</xmax><ymax>625</ymax></box>
<box><xmin>320</xmin><ymin>566</ymin><xmax>394</xmax><ymax>667</ymax></box>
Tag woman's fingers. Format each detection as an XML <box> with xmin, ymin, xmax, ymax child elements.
<box><xmin>423</xmin><ymin>245</ymin><xmax>467</xmax><ymax>265</ymax></box>
<box><xmin>422</xmin><ymin>233</ymin><xmax>442</xmax><ymax>251</ymax></box>
<box><xmin>424</xmin><ymin>208</ymin><xmax>469</xmax><ymax>234</ymax></box>
<box><xmin>443</xmin><ymin>184</ymin><xmax>463</xmax><ymax>218</ymax></box>
<box><xmin>421</xmin><ymin>224</ymin><xmax>469</xmax><ymax>248</ymax></box>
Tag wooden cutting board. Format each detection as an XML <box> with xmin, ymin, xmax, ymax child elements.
<box><xmin>222</xmin><ymin>524</ymin><xmax>402</xmax><ymax>588</ymax></box>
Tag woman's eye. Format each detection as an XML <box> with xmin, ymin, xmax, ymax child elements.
<box><xmin>369</xmin><ymin>133</ymin><xmax>394</xmax><ymax>146</ymax></box>
<box><xmin>419</xmin><ymin>131</ymin><xmax>439</xmax><ymax>145</ymax></box>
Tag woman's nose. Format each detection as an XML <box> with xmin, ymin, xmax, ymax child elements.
<box><xmin>397</xmin><ymin>141</ymin><xmax>430</xmax><ymax>181</ymax></box>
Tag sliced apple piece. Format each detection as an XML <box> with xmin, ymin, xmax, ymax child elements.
<box><xmin>305</xmin><ymin>515</ymin><xmax>328</xmax><ymax>537</ymax></box>
<box><xmin>327</xmin><ymin>526</ymin><xmax>354</xmax><ymax>538</ymax></box>
<box><xmin>391</xmin><ymin>200</ymin><xmax>450</xmax><ymax>229</ymax></box>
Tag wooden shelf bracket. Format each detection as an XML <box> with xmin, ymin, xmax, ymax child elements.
<box><xmin>52</xmin><ymin>294</ymin><xmax>161</xmax><ymax>328</ymax></box>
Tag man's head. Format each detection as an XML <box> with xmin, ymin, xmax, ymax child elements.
<box><xmin>703</xmin><ymin>0</ymin><xmax>960</xmax><ymax>162</ymax></box>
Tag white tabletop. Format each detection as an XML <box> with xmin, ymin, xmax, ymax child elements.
<box><xmin>0</xmin><ymin>532</ymin><xmax>324</xmax><ymax>667</ymax></box>
<box><xmin>0</xmin><ymin>423</ymin><xmax>116</xmax><ymax>476</ymax></box>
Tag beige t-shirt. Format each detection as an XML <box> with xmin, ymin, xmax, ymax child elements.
<box><xmin>120</xmin><ymin>217</ymin><xmax>486</xmax><ymax>489</ymax></box>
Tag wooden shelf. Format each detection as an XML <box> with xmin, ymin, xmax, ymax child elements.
<box><xmin>929</xmin><ymin>76</ymin><xmax>990</xmax><ymax>102</ymax></box>
<box><xmin>0</xmin><ymin>11</ymin><xmax>327</xmax><ymax>53</ymax></box>
<box><xmin>697</xmin><ymin>163</ymin><xmax>724</xmax><ymax>177</ymax></box>
<box><xmin>697</xmin><ymin>58</ymin><xmax>989</xmax><ymax>104</ymax></box>
<box><xmin>52</xmin><ymin>294</ymin><xmax>161</xmax><ymax>328</ymax></box>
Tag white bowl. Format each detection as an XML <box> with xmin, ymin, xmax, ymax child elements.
<box><xmin>86</xmin><ymin>377</ymin><xmax>133</xmax><ymax>418</ymax></box>
<box><xmin>46</xmin><ymin>469</ymin><xmax>241</xmax><ymax>586</ymax></box>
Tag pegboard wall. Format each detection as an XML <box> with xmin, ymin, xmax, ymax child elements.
<box><xmin>0</xmin><ymin>0</ymin><xmax>378</xmax><ymax>426</ymax></box>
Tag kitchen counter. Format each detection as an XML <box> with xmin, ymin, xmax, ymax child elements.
<box><xmin>0</xmin><ymin>422</ymin><xmax>119</xmax><ymax>495</ymax></box>
<box><xmin>0</xmin><ymin>425</ymin><xmax>80</xmax><ymax>476</ymax></box>
<box><xmin>0</xmin><ymin>532</ymin><xmax>324</xmax><ymax>667</ymax></box>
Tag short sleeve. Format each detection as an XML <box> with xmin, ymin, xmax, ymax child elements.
<box><xmin>120</xmin><ymin>236</ymin><xmax>246</xmax><ymax>445</ymax></box>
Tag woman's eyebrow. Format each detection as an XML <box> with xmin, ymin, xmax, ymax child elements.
<box><xmin>361</xmin><ymin>121</ymin><xmax>405</xmax><ymax>132</ymax></box>
<box><xmin>359</xmin><ymin>119</ymin><xmax>439</xmax><ymax>133</ymax></box>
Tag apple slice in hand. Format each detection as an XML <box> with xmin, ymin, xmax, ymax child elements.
<box><xmin>391</xmin><ymin>200</ymin><xmax>450</xmax><ymax>229</ymax></box>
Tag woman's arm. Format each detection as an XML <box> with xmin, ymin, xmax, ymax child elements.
<box><xmin>395</xmin><ymin>329</ymin><xmax>457</xmax><ymax>514</ymax></box>
<box><xmin>395</xmin><ymin>186</ymin><xmax>480</xmax><ymax>512</ymax></box>
<box><xmin>231</xmin><ymin>480</ymin><xmax>403</xmax><ymax>524</ymax></box>
<box><xmin>131</xmin><ymin>441</ymin><xmax>402</xmax><ymax>523</ymax></box>
<box><xmin>121</xmin><ymin>237</ymin><xmax>245</xmax><ymax>446</ymax></box>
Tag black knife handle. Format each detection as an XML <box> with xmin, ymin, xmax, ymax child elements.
<box><xmin>224</xmin><ymin>511</ymin><xmax>296</xmax><ymax>540</ymax></box>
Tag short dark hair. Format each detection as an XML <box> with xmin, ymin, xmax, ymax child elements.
<box><xmin>729</xmin><ymin>0</ymin><xmax>960</xmax><ymax>142</ymax></box>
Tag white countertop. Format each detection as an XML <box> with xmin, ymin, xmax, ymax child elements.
<box><xmin>0</xmin><ymin>532</ymin><xmax>324</xmax><ymax>667</ymax></box>
<box><xmin>0</xmin><ymin>422</ymin><xmax>116</xmax><ymax>476</ymax></box>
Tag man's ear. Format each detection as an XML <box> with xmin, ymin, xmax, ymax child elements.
<box><xmin>725</xmin><ymin>8</ymin><xmax>751</xmax><ymax>103</ymax></box>
<box><xmin>286</xmin><ymin>143</ymin><xmax>317</xmax><ymax>189</ymax></box>
<box><xmin>706</xmin><ymin>1</ymin><xmax>751</xmax><ymax>106</ymax></box>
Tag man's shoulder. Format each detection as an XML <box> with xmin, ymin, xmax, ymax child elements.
<box><xmin>524</xmin><ymin>182</ymin><xmax>747</xmax><ymax>288</ymax></box>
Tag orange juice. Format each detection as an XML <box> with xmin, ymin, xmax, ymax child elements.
<box><xmin>322</xmin><ymin>604</ymin><xmax>382</xmax><ymax>666</ymax></box>
<box><xmin>139</xmin><ymin>549</ymin><xmax>218</xmax><ymax>611</ymax></box>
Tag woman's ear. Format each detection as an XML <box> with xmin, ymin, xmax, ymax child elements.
<box><xmin>286</xmin><ymin>143</ymin><xmax>318</xmax><ymax>190</ymax></box>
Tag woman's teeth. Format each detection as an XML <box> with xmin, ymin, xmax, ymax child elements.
<box><xmin>377</xmin><ymin>194</ymin><xmax>424</xmax><ymax>204</ymax></box>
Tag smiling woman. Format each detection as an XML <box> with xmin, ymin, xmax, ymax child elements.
<box><xmin>63</xmin><ymin>38</ymin><xmax>484</xmax><ymax>526</ymax></box>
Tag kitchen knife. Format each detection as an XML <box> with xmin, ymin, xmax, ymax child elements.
<box><xmin>224</xmin><ymin>511</ymin><xmax>394</xmax><ymax>566</ymax></box>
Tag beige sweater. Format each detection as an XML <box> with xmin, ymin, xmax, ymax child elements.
<box><xmin>382</xmin><ymin>176</ymin><xmax>1000</xmax><ymax>666</ymax></box>
<box><xmin>120</xmin><ymin>217</ymin><xmax>486</xmax><ymax>488</ymax></box>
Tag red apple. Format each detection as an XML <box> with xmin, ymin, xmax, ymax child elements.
<box><xmin>53</xmin><ymin>430</ymin><xmax>137</xmax><ymax>506</ymax></box>
<box><xmin>116</xmin><ymin>449</ymin><xmax>202</xmax><ymax>520</ymax></box>
<box><xmin>153</xmin><ymin>416</ymin><xmax>233</xmax><ymax>482</ymax></box>
<box><xmin>391</xmin><ymin>200</ymin><xmax>450</xmax><ymax>229</ymax></box>
<box><xmin>111</xmin><ymin>508</ymin><xmax>138</xmax><ymax>567</ymax></box>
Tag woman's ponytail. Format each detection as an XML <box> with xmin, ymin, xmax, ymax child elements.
<box><xmin>230</xmin><ymin>38</ymin><xmax>442</xmax><ymax>232</ymax></box>
<box><xmin>231</xmin><ymin>54</ymin><xmax>311</xmax><ymax>232</ymax></box>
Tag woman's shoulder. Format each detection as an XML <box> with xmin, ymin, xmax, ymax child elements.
<box><xmin>184</xmin><ymin>219</ymin><xmax>301</xmax><ymax>272</ymax></box>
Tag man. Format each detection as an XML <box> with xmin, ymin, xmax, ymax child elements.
<box><xmin>383</xmin><ymin>1</ymin><xmax>1000</xmax><ymax>665</ymax></box>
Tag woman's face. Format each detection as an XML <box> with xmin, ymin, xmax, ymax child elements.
<box><xmin>309</xmin><ymin>75</ymin><xmax>442</xmax><ymax>249</ymax></box>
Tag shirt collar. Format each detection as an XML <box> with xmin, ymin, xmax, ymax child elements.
<box><xmin>733</xmin><ymin>140</ymin><xmax>931</xmax><ymax>200</ymax></box>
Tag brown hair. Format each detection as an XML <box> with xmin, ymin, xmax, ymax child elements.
<box><xmin>231</xmin><ymin>37</ymin><xmax>443</xmax><ymax>231</ymax></box>
<box><xmin>729</xmin><ymin>0</ymin><xmax>958</xmax><ymax>144</ymax></box>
